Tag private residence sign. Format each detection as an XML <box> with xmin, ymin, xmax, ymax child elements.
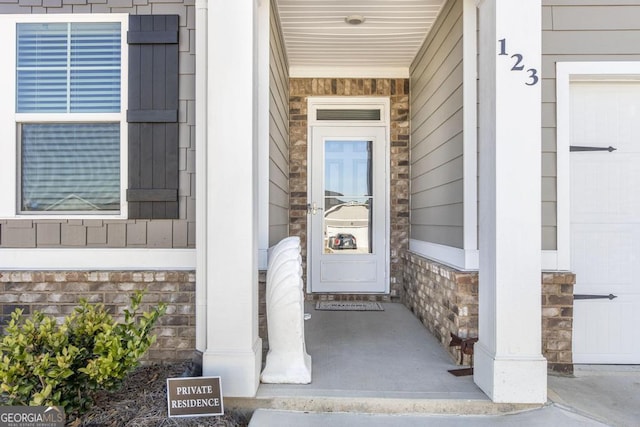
<box><xmin>166</xmin><ymin>376</ymin><xmax>223</xmax><ymax>418</ymax></box>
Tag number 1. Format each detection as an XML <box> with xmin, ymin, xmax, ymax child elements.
<box><xmin>498</xmin><ymin>38</ymin><xmax>507</xmax><ymax>55</ymax></box>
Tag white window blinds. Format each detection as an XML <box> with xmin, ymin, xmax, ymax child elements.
<box><xmin>21</xmin><ymin>123</ymin><xmax>120</xmax><ymax>212</ymax></box>
<box><xmin>17</xmin><ymin>22</ymin><xmax>121</xmax><ymax>113</ymax></box>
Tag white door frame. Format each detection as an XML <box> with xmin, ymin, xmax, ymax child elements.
<box><xmin>307</xmin><ymin>97</ymin><xmax>391</xmax><ymax>294</ymax></box>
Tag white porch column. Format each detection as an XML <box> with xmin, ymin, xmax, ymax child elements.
<box><xmin>474</xmin><ymin>0</ymin><xmax>547</xmax><ymax>403</ymax></box>
<box><xmin>196</xmin><ymin>0</ymin><xmax>262</xmax><ymax>397</ymax></box>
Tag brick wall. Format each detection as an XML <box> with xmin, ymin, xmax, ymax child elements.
<box><xmin>542</xmin><ymin>272</ymin><xmax>575</xmax><ymax>374</ymax></box>
<box><xmin>402</xmin><ymin>251</ymin><xmax>576</xmax><ymax>373</ymax></box>
<box><xmin>289</xmin><ymin>78</ymin><xmax>410</xmax><ymax>298</ymax></box>
<box><xmin>259</xmin><ymin>271</ymin><xmax>268</xmax><ymax>358</ymax></box>
<box><xmin>0</xmin><ymin>271</ymin><xmax>195</xmax><ymax>362</ymax></box>
<box><xmin>402</xmin><ymin>252</ymin><xmax>478</xmax><ymax>363</ymax></box>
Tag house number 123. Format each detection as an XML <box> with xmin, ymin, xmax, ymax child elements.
<box><xmin>498</xmin><ymin>38</ymin><xmax>539</xmax><ymax>86</ymax></box>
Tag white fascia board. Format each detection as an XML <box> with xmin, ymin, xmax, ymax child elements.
<box><xmin>0</xmin><ymin>248</ymin><xmax>196</xmax><ymax>271</ymax></box>
<box><xmin>409</xmin><ymin>239</ymin><xmax>479</xmax><ymax>271</ymax></box>
<box><xmin>290</xmin><ymin>65</ymin><xmax>409</xmax><ymax>79</ymax></box>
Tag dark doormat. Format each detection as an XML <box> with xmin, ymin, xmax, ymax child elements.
<box><xmin>315</xmin><ymin>301</ymin><xmax>384</xmax><ymax>311</ymax></box>
<box><xmin>448</xmin><ymin>367</ymin><xmax>474</xmax><ymax>376</ymax></box>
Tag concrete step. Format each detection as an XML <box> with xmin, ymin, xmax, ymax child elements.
<box><xmin>226</xmin><ymin>395</ymin><xmax>540</xmax><ymax>417</ymax></box>
<box><xmin>247</xmin><ymin>405</ymin><xmax>607</xmax><ymax>427</ymax></box>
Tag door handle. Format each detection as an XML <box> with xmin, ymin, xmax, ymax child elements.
<box><xmin>570</xmin><ymin>145</ymin><xmax>616</xmax><ymax>152</ymax></box>
<box><xmin>574</xmin><ymin>293</ymin><xmax>617</xmax><ymax>300</ymax></box>
<box><xmin>307</xmin><ymin>202</ymin><xmax>323</xmax><ymax>215</ymax></box>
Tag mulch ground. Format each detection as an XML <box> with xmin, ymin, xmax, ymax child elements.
<box><xmin>68</xmin><ymin>362</ymin><xmax>250</xmax><ymax>427</ymax></box>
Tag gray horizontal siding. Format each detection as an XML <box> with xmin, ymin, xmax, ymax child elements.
<box><xmin>409</xmin><ymin>0</ymin><xmax>464</xmax><ymax>249</ymax></box>
<box><xmin>411</xmin><ymin>225</ymin><xmax>463</xmax><ymax>248</ymax></box>
<box><xmin>551</xmin><ymin>5</ymin><xmax>640</xmax><ymax>30</ymax></box>
<box><xmin>0</xmin><ymin>0</ymin><xmax>195</xmax><ymax>249</ymax></box>
<box><xmin>541</xmin><ymin>2</ymin><xmax>640</xmax><ymax>250</ymax></box>
<box><xmin>269</xmin><ymin>0</ymin><xmax>289</xmax><ymax>246</ymax></box>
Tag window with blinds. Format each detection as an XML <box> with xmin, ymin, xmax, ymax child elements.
<box><xmin>16</xmin><ymin>22</ymin><xmax>122</xmax><ymax>213</ymax></box>
<box><xmin>21</xmin><ymin>123</ymin><xmax>120</xmax><ymax>211</ymax></box>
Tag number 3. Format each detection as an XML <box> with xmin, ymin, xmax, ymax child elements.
<box><xmin>525</xmin><ymin>68</ymin><xmax>539</xmax><ymax>86</ymax></box>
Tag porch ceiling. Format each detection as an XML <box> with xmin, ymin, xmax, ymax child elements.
<box><xmin>275</xmin><ymin>0</ymin><xmax>445</xmax><ymax>76</ymax></box>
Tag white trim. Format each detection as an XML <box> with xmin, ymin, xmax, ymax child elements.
<box><xmin>290</xmin><ymin>65</ymin><xmax>409</xmax><ymax>79</ymax></box>
<box><xmin>0</xmin><ymin>13</ymin><xmax>126</xmax><ymax>24</ymax></box>
<box><xmin>0</xmin><ymin>248</ymin><xmax>196</xmax><ymax>270</ymax></box>
<box><xmin>0</xmin><ymin>14</ymin><xmax>129</xmax><ymax>220</ymax></box>
<box><xmin>256</xmin><ymin>0</ymin><xmax>270</xmax><ymax>270</ymax></box>
<box><xmin>0</xmin><ymin>16</ymin><xmax>17</xmax><ymax>218</ymax></box>
<box><xmin>409</xmin><ymin>239</ymin><xmax>479</xmax><ymax>271</ymax></box>
<box><xmin>541</xmin><ymin>250</ymin><xmax>563</xmax><ymax>271</ymax></box>
<box><xmin>555</xmin><ymin>61</ymin><xmax>640</xmax><ymax>272</ymax></box>
<box><xmin>462</xmin><ymin>0</ymin><xmax>478</xmax><ymax>254</ymax></box>
<box><xmin>195</xmin><ymin>0</ymin><xmax>209</xmax><ymax>353</ymax></box>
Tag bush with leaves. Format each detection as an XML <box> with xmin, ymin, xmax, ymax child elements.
<box><xmin>0</xmin><ymin>292</ymin><xmax>166</xmax><ymax>415</ymax></box>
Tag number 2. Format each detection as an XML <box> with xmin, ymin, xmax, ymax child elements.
<box><xmin>511</xmin><ymin>54</ymin><xmax>524</xmax><ymax>71</ymax></box>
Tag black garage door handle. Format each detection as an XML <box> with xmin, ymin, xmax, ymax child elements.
<box><xmin>574</xmin><ymin>293</ymin><xmax>618</xmax><ymax>300</ymax></box>
<box><xmin>570</xmin><ymin>146</ymin><xmax>616</xmax><ymax>152</ymax></box>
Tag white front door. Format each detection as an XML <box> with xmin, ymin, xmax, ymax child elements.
<box><xmin>308</xmin><ymin>126</ymin><xmax>387</xmax><ymax>293</ymax></box>
<box><xmin>570</xmin><ymin>81</ymin><xmax>640</xmax><ymax>364</ymax></box>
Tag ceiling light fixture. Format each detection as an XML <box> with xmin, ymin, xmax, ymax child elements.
<box><xmin>345</xmin><ymin>15</ymin><xmax>365</xmax><ymax>25</ymax></box>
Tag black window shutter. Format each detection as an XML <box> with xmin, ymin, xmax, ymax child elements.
<box><xmin>127</xmin><ymin>15</ymin><xmax>179</xmax><ymax>219</ymax></box>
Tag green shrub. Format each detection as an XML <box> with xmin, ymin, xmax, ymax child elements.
<box><xmin>0</xmin><ymin>292</ymin><xmax>166</xmax><ymax>415</ymax></box>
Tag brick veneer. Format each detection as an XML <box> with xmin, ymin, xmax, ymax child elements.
<box><xmin>259</xmin><ymin>270</ymin><xmax>268</xmax><ymax>358</ymax></box>
<box><xmin>542</xmin><ymin>272</ymin><xmax>575</xmax><ymax>374</ymax></box>
<box><xmin>0</xmin><ymin>271</ymin><xmax>195</xmax><ymax>362</ymax></box>
<box><xmin>289</xmin><ymin>78</ymin><xmax>410</xmax><ymax>298</ymax></box>
<box><xmin>401</xmin><ymin>251</ymin><xmax>575</xmax><ymax>374</ymax></box>
<box><xmin>401</xmin><ymin>252</ymin><xmax>478</xmax><ymax>363</ymax></box>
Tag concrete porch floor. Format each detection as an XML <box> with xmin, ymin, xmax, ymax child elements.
<box><xmin>235</xmin><ymin>302</ymin><xmax>638</xmax><ymax>426</ymax></box>
<box><xmin>228</xmin><ymin>302</ymin><xmax>539</xmax><ymax>416</ymax></box>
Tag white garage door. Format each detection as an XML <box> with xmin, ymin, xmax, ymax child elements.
<box><xmin>571</xmin><ymin>81</ymin><xmax>640</xmax><ymax>364</ymax></box>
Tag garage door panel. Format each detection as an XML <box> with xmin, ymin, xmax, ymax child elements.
<box><xmin>571</xmin><ymin>155</ymin><xmax>640</xmax><ymax>222</ymax></box>
<box><xmin>571</xmin><ymin>225</ymin><xmax>634</xmax><ymax>288</ymax></box>
<box><xmin>571</xmin><ymin>83</ymin><xmax>640</xmax><ymax>153</ymax></box>
<box><xmin>573</xmin><ymin>297</ymin><xmax>640</xmax><ymax>364</ymax></box>
<box><xmin>571</xmin><ymin>81</ymin><xmax>640</xmax><ymax>364</ymax></box>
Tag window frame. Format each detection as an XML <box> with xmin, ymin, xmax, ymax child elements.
<box><xmin>0</xmin><ymin>14</ymin><xmax>129</xmax><ymax>219</ymax></box>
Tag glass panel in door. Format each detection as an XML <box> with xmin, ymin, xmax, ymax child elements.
<box><xmin>324</xmin><ymin>140</ymin><xmax>372</xmax><ymax>254</ymax></box>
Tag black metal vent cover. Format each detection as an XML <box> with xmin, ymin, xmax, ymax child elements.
<box><xmin>316</xmin><ymin>109</ymin><xmax>381</xmax><ymax>121</ymax></box>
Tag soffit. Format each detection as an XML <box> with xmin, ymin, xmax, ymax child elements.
<box><xmin>275</xmin><ymin>0</ymin><xmax>445</xmax><ymax>76</ymax></box>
